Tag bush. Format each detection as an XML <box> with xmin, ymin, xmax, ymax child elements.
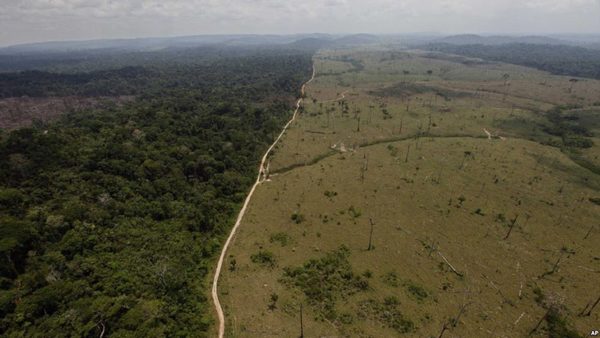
<box><xmin>281</xmin><ymin>246</ymin><xmax>368</xmax><ymax>320</ymax></box>
<box><xmin>381</xmin><ymin>271</ymin><xmax>399</xmax><ymax>287</ymax></box>
<box><xmin>348</xmin><ymin>205</ymin><xmax>362</xmax><ymax>219</ymax></box>
<box><xmin>269</xmin><ymin>232</ymin><xmax>291</xmax><ymax>246</ymax></box>
<box><xmin>251</xmin><ymin>250</ymin><xmax>276</xmax><ymax>268</ymax></box>
<box><xmin>545</xmin><ymin>307</ymin><xmax>582</xmax><ymax>338</ymax></box>
<box><xmin>290</xmin><ymin>212</ymin><xmax>305</xmax><ymax>224</ymax></box>
<box><xmin>358</xmin><ymin>298</ymin><xmax>415</xmax><ymax>333</ymax></box>
<box><xmin>405</xmin><ymin>282</ymin><xmax>428</xmax><ymax>301</ymax></box>
<box><xmin>324</xmin><ymin>190</ymin><xmax>338</xmax><ymax>199</ymax></box>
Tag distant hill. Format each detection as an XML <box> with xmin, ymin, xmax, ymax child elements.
<box><xmin>0</xmin><ymin>33</ymin><xmax>392</xmax><ymax>66</ymax></box>
<box><xmin>0</xmin><ymin>34</ymin><xmax>339</xmax><ymax>55</ymax></box>
<box><xmin>436</xmin><ymin>34</ymin><xmax>569</xmax><ymax>46</ymax></box>
<box><xmin>424</xmin><ymin>42</ymin><xmax>600</xmax><ymax>79</ymax></box>
<box><xmin>287</xmin><ymin>37</ymin><xmax>334</xmax><ymax>50</ymax></box>
<box><xmin>332</xmin><ymin>34</ymin><xmax>381</xmax><ymax>46</ymax></box>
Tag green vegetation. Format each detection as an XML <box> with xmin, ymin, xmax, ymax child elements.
<box><xmin>219</xmin><ymin>46</ymin><xmax>600</xmax><ymax>337</ymax></box>
<box><xmin>381</xmin><ymin>271</ymin><xmax>399</xmax><ymax>287</ymax></box>
<box><xmin>404</xmin><ymin>281</ymin><xmax>428</xmax><ymax>301</ymax></box>
<box><xmin>323</xmin><ymin>190</ymin><xmax>338</xmax><ymax>199</ymax></box>
<box><xmin>290</xmin><ymin>211</ymin><xmax>305</xmax><ymax>224</ymax></box>
<box><xmin>369</xmin><ymin>81</ymin><xmax>470</xmax><ymax>101</ymax></box>
<box><xmin>0</xmin><ymin>47</ymin><xmax>313</xmax><ymax>336</ymax></box>
<box><xmin>545</xmin><ymin>307</ymin><xmax>583</xmax><ymax>338</ymax></box>
<box><xmin>251</xmin><ymin>250</ymin><xmax>277</xmax><ymax>268</ymax></box>
<box><xmin>357</xmin><ymin>297</ymin><xmax>415</xmax><ymax>334</ymax></box>
<box><xmin>269</xmin><ymin>232</ymin><xmax>291</xmax><ymax>247</ymax></box>
<box><xmin>426</xmin><ymin>43</ymin><xmax>600</xmax><ymax>79</ymax></box>
<box><xmin>544</xmin><ymin>107</ymin><xmax>594</xmax><ymax>148</ymax></box>
<box><xmin>281</xmin><ymin>246</ymin><xmax>368</xmax><ymax>320</ymax></box>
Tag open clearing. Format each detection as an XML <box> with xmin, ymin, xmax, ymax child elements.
<box><xmin>218</xmin><ymin>48</ymin><xmax>600</xmax><ymax>337</ymax></box>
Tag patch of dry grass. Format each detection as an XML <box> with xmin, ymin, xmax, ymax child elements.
<box><xmin>218</xmin><ymin>47</ymin><xmax>600</xmax><ymax>337</ymax></box>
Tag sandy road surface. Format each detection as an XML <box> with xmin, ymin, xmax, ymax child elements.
<box><xmin>211</xmin><ymin>64</ymin><xmax>315</xmax><ymax>338</ymax></box>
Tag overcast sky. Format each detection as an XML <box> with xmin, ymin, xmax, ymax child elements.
<box><xmin>1</xmin><ymin>0</ymin><xmax>600</xmax><ymax>46</ymax></box>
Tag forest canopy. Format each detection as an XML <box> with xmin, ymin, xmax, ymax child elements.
<box><xmin>0</xmin><ymin>46</ymin><xmax>314</xmax><ymax>337</ymax></box>
<box><xmin>424</xmin><ymin>43</ymin><xmax>600</xmax><ymax>79</ymax></box>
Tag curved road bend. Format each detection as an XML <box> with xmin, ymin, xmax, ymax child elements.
<box><xmin>211</xmin><ymin>64</ymin><xmax>316</xmax><ymax>338</ymax></box>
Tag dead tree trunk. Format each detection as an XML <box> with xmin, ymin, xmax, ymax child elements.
<box><xmin>583</xmin><ymin>225</ymin><xmax>594</xmax><ymax>240</ymax></box>
<box><xmin>528</xmin><ymin>308</ymin><xmax>550</xmax><ymax>336</ymax></box>
<box><xmin>299</xmin><ymin>303</ymin><xmax>304</xmax><ymax>338</ymax></box>
<box><xmin>581</xmin><ymin>295</ymin><xmax>600</xmax><ymax>317</ymax></box>
<box><xmin>427</xmin><ymin>114</ymin><xmax>432</xmax><ymax>135</ymax></box>
<box><xmin>367</xmin><ymin>218</ymin><xmax>374</xmax><ymax>251</ymax></box>
<box><xmin>438</xmin><ymin>323</ymin><xmax>449</xmax><ymax>338</ymax></box>
<box><xmin>439</xmin><ymin>302</ymin><xmax>470</xmax><ymax>338</ymax></box>
<box><xmin>504</xmin><ymin>214</ymin><xmax>519</xmax><ymax>240</ymax></box>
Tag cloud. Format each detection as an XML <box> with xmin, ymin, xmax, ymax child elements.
<box><xmin>1</xmin><ymin>0</ymin><xmax>599</xmax><ymax>45</ymax></box>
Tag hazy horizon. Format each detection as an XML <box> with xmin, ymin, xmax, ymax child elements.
<box><xmin>2</xmin><ymin>0</ymin><xmax>600</xmax><ymax>47</ymax></box>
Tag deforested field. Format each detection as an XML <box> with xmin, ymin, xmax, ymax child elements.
<box><xmin>219</xmin><ymin>47</ymin><xmax>600</xmax><ymax>337</ymax></box>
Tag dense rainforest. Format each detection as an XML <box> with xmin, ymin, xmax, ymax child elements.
<box><xmin>0</xmin><ymin>46</ymin><xmax>313</xmax><ymax>336</ymax></box>
<box><xmin>424</xmin><ymin>43</ymin><xmax>600</xmax><ymax>79</ymax></box>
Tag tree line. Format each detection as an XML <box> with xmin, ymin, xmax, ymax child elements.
<box><xmin>425</xmin><ymin>43</ymin><xmax>600</xmax><ymax>79</ymax></box>
<box><xmin>0</xmin><ymin>47</ymin><xmax>314</xmax><ymax>337</ymax></box>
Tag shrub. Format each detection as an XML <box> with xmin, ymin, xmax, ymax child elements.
<box><xmin>545</xmin><ymin>307</ymin><xmax>582</xmax><ymax>338</ymax></box>
<box><xmin>281</xmin><ymin>246</ymin><xmax>368</xmax><ymax>320</ymax></box>
<box><xmin>348</xmin><ymin>205</ymin><xmax>362</xmax><ymax>219</ymax></box>
<box><xmin>269</xmin><ymin>232</ymin><xmax>290</xmax><ymax>246</ymax></box>
<box><xmin>251</xmin><ymin>250</ymin><xmax>276</xmax><ymax>268</ymax></box>
<box><xmin>358</xmin><ymin>298</ymin><xmax>415</xmax><ymax>333</ymax></box>
<box><xmin>404</xmin><ymin>282</ymin><xmax>428</xmax><ymax>301</ymax></box>
<box><xmin>381</xmin><ymin>271</ymin><xmax>399</xmax><ymax>287</ymax></box>
<box><xmin>290</xmin><ymin>212</ymin><xmax>305</xmax><ymax>224</ymax></box>
<box><xmin>268</xmin><ymin>293</ymin><xmax>278</xmax><ymax>310</ymax></box>
<box><xmin>324</xmin><ymin>190</ymin><xmax>338</xmax><ymax>199</ymax></box>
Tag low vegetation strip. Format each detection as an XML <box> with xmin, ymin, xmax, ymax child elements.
<box><xmin>271</xmin><ymin>134</ymin><xmax>489</xmax><ymax>175</ymax></box>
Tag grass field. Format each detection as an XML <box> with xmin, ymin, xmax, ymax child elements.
<box><xmin>218</xmin><ymin>47</ymin><xmax>600</xmax><ymax>337</ymax></box>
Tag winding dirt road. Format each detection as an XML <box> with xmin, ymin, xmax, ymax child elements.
<box><xmin>211</xmin><ymin>64</ymin><xmax>315</xmax><ymax>338</ymax></box>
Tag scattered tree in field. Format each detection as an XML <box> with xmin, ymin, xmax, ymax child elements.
<box><xmin>503</xmin><ymin>73</ymin><xmax>510</xmax><ymax>86</ymax></box>
<box><xmin>502</xmin><ymin>73</ymin><xmax>510</xmax><ymax>100</ymax></box>
<box><xmin>251</xmin><ymin>250</ymin><xmax>277</xmax><ymax>268</ymax></box>
<box><xmin>268</xmin><ymin>293</ymin><xmax>279</xmax><ymax>310</ymax></box>
<box><xmin>568</xmin><ymin>78</ymin><xmax>579</xmax><ymax>93</ymax></box>
<box><xmin>291</xmin><ymin>211</ymin><xmax>306</xmax><ymax>224</ymax></box>
<box><xmin>459</xmin><ymin>151</ymin><xmax>474</xmax><ymax>170</ymax></box>
<box><xmin>367</xmin><ymin>218</ymin><xmax>375</xmax><ymax>251</ymax></box>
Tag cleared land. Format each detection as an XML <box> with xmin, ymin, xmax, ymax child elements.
<box><xmin>219</xmin><ymin>48</ymin><xmax>600</xmax><ymax>337</ymax></box>
<box><xmin>0</xmin><ymin>96</ymin><xmax>134</xmax><ymax>130</ymax></box>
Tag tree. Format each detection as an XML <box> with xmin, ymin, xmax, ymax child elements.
<box><xmin>568</xmin><ymin>78</ymin><xmax>579</xmax><ymax>93</ymax></box>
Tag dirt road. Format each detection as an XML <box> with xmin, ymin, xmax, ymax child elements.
<box><xmin>211</xmin><ymin>64</ymin><xmax>315</xmax><ymax>338</ymax></box>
